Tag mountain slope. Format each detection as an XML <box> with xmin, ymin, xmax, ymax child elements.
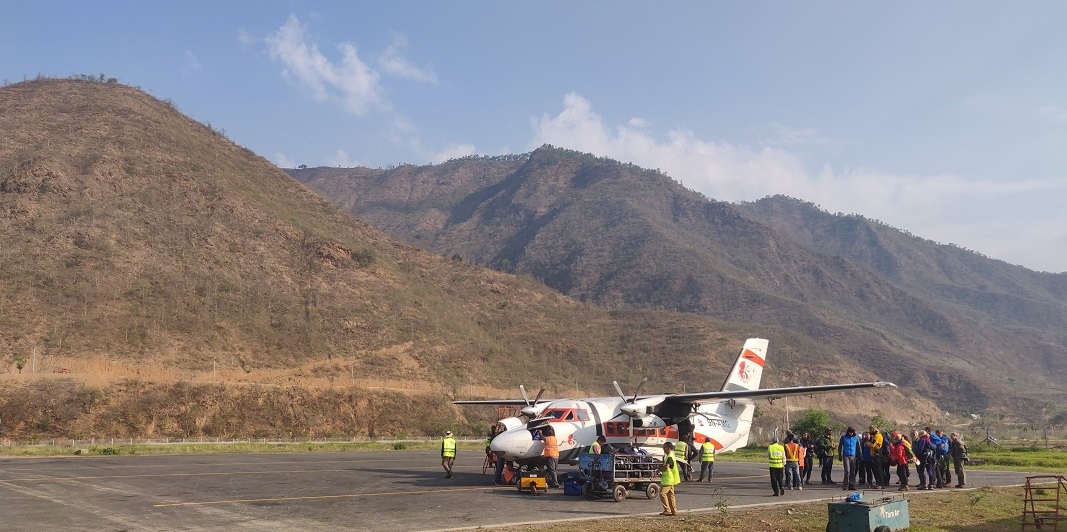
<box><xmin>1</xmin><ymin>78</ymin><xmax>922</xmax><ymax>439</ymax></box>
<box><xmin>290</xmin><ymin>147</ymin><xmax>1067</xmax><ymax>414</ymax></box>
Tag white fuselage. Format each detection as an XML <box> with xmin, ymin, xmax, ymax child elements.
<box><xmin>489</xmin><ymin>396</ymin><xmax>755</xmax><ymax>464</ymax></box>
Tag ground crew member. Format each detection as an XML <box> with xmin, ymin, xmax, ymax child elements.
<box><xmin>768</xmin><ymin>437</ymin><xmax>786</xmax><ymax>496</ymax></box>
<box><xmin>674</xmin><ymin>436</ymin><xmax>691</xmax><ymax>481</ymax></box>
<box><xmin>589</xmin><ymin>435</ymin><xmax>606</xmax><ymax>454</ymax></box>
<box><xmin>658</xmin><ymin>441</ymin><xmax>680</xmax><ymax>516</ymax></box>
<box><xmin>867</xmin><ymin>425</ymin><xmax>885</xmax><ymax>488</ymax></box>
<box><xmin>541</xmin><ymin>426</ymin><xmax>560</xmax><ymax>488</ymax></box>
<box><xmin>441</xmin><ymin>430</ymin><xmax>457</xmax><ymax>479</ymax></box>
<box><xmin>698</xmin><ymin>435</ymin><xmax>716</xmax><ymax>482</ymax></box>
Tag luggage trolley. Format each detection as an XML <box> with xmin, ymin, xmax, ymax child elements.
<box><xmin>578</xmin><ymin>453</ymin><xmax>661</xmax><ymax>502</ymax></box>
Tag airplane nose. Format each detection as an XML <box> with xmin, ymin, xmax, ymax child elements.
<box><xmin>490</xmin><ymin>428</ymin><xmax>538</xmax><ymax>459</ymax></box>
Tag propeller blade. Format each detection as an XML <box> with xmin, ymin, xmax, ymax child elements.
<box><xmin>612</xmin><ymin>381</ymin><xmax>626</xmax><ymax>401</ymax></box>
<box><xmin>632</xmin><ymin>377</ymin><xmax>648</xmax><ymax>402</ymax></box>
<box><xmin>533</xmin><ymin>387</ymin><xmax>545</xmax><ymax>404</ymax></box>
<box><xmin>520</xmin><ymin>384</ymin><xmax>530</xmax><ymax>406</ymax></box>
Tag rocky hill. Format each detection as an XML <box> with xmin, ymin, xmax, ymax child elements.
<box><xmin>0</xmin><ymin>78</ymin><xmax>921</xmax><ymax>440</ymax></box>
<box><xmin>289</xmin><ymin>148</ymin><xmax>1067</xmax><ymax>417</ymax></box>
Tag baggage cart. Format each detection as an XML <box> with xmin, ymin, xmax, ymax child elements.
<box><xmin>578</xmin><ymin>453</ymin><xmax>661</xmax><ymax>502</ymax></box>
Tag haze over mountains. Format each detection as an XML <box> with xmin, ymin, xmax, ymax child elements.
<box><xmin>289</xmin><ymin>148</ymin><xmax>1067</xmax><ymax>416</ymax></box>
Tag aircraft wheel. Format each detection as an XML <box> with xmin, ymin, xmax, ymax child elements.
<box><xmin>612</xmin><ymin>484</ymin><xmax>627</xmax><ymax>502</ymax></box>
<box><xmin>645</xmin><ymin>482</ymin><xmax>660</xmax><ymax>500</ymax></box>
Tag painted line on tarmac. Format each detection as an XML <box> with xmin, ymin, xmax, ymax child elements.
<box><xmin>152</xmin><ymin>485</ymin><xmax>515</xmax><ymax>507</ymax></box>
<box><xmin>0</xmin><ymin>456</ymin><xmax>420</xmax><ymax>472</ymax></box>
<box><xmin>0</xmin><ymin>467</ymin><xmax>411</xmax><ymax>482</ymax></box>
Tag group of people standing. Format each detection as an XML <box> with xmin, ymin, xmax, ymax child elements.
<box><xmin>769</xmin><ymin>425</ymin><xmax>970</xmax><ymax>496</ymax></box>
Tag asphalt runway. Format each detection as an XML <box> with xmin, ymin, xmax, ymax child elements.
<box><xmin>0</xmin><ymin>450</ymin><xmax>1039</xmax><ymax>531</ymax></box>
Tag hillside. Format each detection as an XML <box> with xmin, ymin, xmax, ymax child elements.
<box><xmin>289</xmin><ymin>148</ymin><xmax>1067</xmax><ymax>416</ymax></box>
<box><xmin>0</xmin><ymin>78</ymin><xmax>920</xmax><ymax>440</ymax></box>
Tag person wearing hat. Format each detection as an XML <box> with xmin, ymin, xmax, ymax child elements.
<box><xmin>768</xmin><ymin>437</ymin><xmax>786</xmax><ymax>496</ymax></box>
<box><xmin>838</xmin><ymin>426</ymin><xmax>861</xmax><ymax>490</ymax></box>
<box><xmin>441</xmin><ymin>430</ymin><xmax>457</xmax><ymax>478</ymax></box>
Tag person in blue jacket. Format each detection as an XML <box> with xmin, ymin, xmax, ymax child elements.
<box><xmin>837</xmin><ymin>426</ymin><xmax>861</xmax><ymax>491</ymax></box>
<box><xmin>929</xmin><ymin>428</ymin><xmax>951</xmax><ymax>488</ymax></box>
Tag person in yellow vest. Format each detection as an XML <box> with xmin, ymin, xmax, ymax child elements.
<box><xmin>674</xmin><ymin>436</ymin><xmax>692</xmax><ymax>482</ymax></box>
<box><xmin>541</xmin><ymin>425</ymin><xmax>560</xmax><ymax>488</ymax></box>
<box><xmin>768</xmin><ymin>437</ymin><xmax>786</xmax><ymax>496</ymax></box>
<box><xmin>698</xmin><ymin>435</ymin><xmax>716</xmax><ymax>482</ymax></box>
<box><xmin>441</xmin><ymin>430</ymin><xmax>457</xmax><ymax>479</ymax></box>
<box><xmin>658</xmin><ymin>441</ymin><xmax>680</xmax><ymax>516</ymax></box>
<box><xmin>589</xmin><ymin>435</ymin><xmax>607</xmax><ymax>454</ymax></box>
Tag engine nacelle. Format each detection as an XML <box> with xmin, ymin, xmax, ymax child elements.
<box><xmin>497</xmin><ymin>416</ymin><xmax>525</xmax><ymax>431</ymax></box>
<box><xmin>631</xmin><ymin>415</ymin><xmax>667</xmax><ymax>429</ymax></box>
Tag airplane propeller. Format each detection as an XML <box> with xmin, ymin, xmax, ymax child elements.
<box><xmin>519</xmin><ymin>384</ymin><xmax>546</xmax><ymax>418</ymax></box>
<box><xmin>614</xmin><ymin>378</ymin><xmax>653</xmax><ymax>418</ymax></box>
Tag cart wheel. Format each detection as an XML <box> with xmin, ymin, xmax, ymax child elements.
<box><xmin>645</xmin><ymin>482</ymin><xmax>660</xmax><ymax>500</ymax></box>
<box><xmin>582</xmin><ymin>482</ymin><xmax>594</xmax><ymax>499</ymax></box>
<box><xmin>530</xmin><ymin>482</ymin><xmax>539</xmax><ymax>496</ymax></box>
<box><xmin>612</xmin><ymin>484</ymin><xmax>627</xmax><ymax>502</ymax></box>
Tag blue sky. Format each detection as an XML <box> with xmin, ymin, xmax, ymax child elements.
<box><xmin>5</xmin><ymin>1</ymin><xmax>1066</xmax><ymax>272</ymax></box>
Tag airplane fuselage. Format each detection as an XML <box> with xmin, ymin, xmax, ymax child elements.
<box><xmin>489</xmin><ymin>396</ymin><xmax>753</xmax><ymax>465</ymax></box>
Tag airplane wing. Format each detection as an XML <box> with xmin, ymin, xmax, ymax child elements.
<box><xmin>451</xmin><ymin>399</ymin><xmax>556</xmax><ymax>406</ymax></box>
<box><xmin>657</xmin><ymin>381</ymin><xmax>895</xmax><ymax>405</ymax></box>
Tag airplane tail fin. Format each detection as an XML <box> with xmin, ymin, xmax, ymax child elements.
<box><xmin>719</xmin><ymin>338</ymin><xmax>769</xmax><ymax>392</ymax></box>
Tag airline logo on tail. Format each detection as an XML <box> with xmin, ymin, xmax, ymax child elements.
<box><xmin>722</xmin><ymin>338</ymin><xmax>768</xmax><ymax>392</ymax></box>
<box><xmin>737</xmin><ymin>347</ymin><xmax>766</xmax><ymax>382</ymax></box>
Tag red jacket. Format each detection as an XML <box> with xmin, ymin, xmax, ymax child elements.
<box><xmin>889</xmin><ymin>439</ymin><xmax>913</xmax><ymax>466</ymax></box>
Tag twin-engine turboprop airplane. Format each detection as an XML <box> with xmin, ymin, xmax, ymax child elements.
<box><xmin>454</xmin><ymin>338</ymin><xmax>895</xmax><ymax>465</ymax></box>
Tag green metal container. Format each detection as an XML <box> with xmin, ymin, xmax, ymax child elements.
<box><xmin>827</xmin><ymin>494</ymin><xmax>910</xmax><ymax>532</ymax></box>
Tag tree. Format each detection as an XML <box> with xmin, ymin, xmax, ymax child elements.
<box><xmin>791</xmin><ymin>408</ymin><xmax>831</xmax><ymax>436</ymax></box>
<box><xmin>13</xmin><ymin>354</ymin><xmax>27</xmax><ymax>374</ymax></box>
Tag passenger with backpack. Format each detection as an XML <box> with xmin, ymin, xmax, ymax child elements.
<box><xmin>912</xmin><ymin>430</ymin><xmax>936</xmax><ymax>490</ymax></box>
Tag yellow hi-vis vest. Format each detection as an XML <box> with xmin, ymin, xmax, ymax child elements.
<box><xmin>660</xmin><ymin>455</ymin><xmax>681</xmax><ymax>486</ymax></box>
<box><xmin>701</xmin><ymin>441</ymin><xmax>716</xmax><ymax>462</ymax></box>
<box><xmin>674</xmin><ymin>440</ymin><xmax>688</xmax><ymax>461</ymax></box>
<box><xmin>442</xmin><ymin>437</ymin><xmax>457</xmax><ymax>458</ymax></box>
<box><xmin>768</xmin><ymin>443</ymin><xmax>786</xmax><ymax>468</ymax></box>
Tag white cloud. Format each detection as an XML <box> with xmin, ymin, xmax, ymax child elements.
<box><xmin>1039</xmin><ymin>105</ymin><xmax>1067</xmax><ymax>123</ymax></box>
<box><xmin>377</xmin><ymin>32</ymin><xmax>438</xmax><ymax>84</ymax></box>
<box><xmin>531</xmin><ymin>92</ymin><xmax>1067</xmax><ymax>272</ymax></box>
<box><xmin>274</xmin><ymin>152</ymin><xmax>296</xmax><ymax>168</ymax></box>
<box><xmin>264</xmin><ymin>14</ymin><xmax>385</xmax><ymax>115</ymax></box>
<box><xmin>430</xmin><ymin>143</ymin><xmax>477</xmax><ymax>163</ymax></box>
<box><xmin>182</xmin><ymin>51</ymin><xmax>201</xmax><ymax>77</ymax></box>
<box><xmin>327</xmin><ymin>149</ymin><xmax>358</xmax><ymax>167</ymax></box>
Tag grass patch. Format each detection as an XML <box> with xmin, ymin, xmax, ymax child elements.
<box><xmin>0</xmin><ymin>440</ymin><xmax>483</xmax><ymax>457</ymax></box>
<box><xmin>506</xmin><ymin>485</ymin><xmax>1049</xmax><ymax>531</ymax></box>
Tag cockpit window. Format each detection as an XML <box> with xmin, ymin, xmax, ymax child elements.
<box><xmin>541</xmin><ymin>408</ymin><xmax>591</xmax><ymax>422</ymax></box>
